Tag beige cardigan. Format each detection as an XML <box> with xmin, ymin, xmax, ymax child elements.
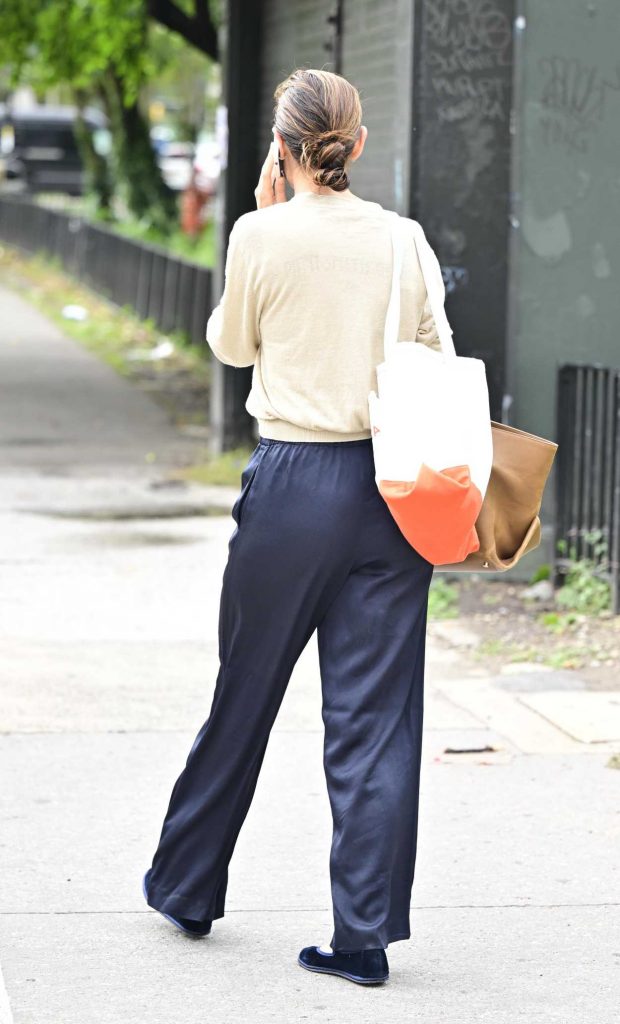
<box><xmin>206</xmin><ymin>190</ymin><xmax>442</xmax><ymax>442</ymax></box>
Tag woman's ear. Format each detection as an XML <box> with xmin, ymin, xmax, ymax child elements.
<box><xmin>272</xmin><ymin>127</ymin><xmax>286</xmax><ymax>160</ymax></box>
<box><xmin>350</xmin><ymin>125</ymin><xmax>368</xmax><ymax>164</ymax></box>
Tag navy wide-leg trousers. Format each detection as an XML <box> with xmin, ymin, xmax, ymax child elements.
<box><xmin>145</xmin><ymin>435</ymin><xmax>434</xmax><ymax>951</ymax></box>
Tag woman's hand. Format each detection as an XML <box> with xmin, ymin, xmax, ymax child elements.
<box><xmin>254</xmin><ymin>139</ymin><xmax>287</xmax><ymax>209</ymax></box>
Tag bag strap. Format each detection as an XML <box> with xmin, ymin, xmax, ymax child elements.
<box><xmin>383</xmin><ymin>210</ymin><xmax>456</xmax><ymax>361</ymax></box>
<box><xmin>410</xmin><ymin>220</ymin><xmax>456</xmax><ymax>358</ymax></box>
<box><xmin>383</xmin><ymin>211</ymin><xmax>404</xmax><ymax>360</ymax></box>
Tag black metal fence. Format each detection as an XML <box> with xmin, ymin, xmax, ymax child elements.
<box><xmin>555</xmin><ymin>362</ymin><xmax>620</xmax><ymax>614</ymax></box>
<box><xmin>0</xmin><ymin>196</ymin><xmax>213</xmax><ymax>345</ymax></box>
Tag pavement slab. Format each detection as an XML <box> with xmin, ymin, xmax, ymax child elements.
<box><xmin>517</xmin><ymin>691</ymin><xmax>620</xmax><ymax>743</ymax></box>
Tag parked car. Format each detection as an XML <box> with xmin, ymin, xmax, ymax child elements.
<box><xmin>193</xmin><ymin>133</ymin><xmax>221</xmax><ymax>196</ymax></box>
<box><xmin>0</xmin><ymin>103</ymin><xmax>109</xmax><ymax>195</ymax></box>
<box><xmin>151</xmin><ymin>129</ymin><xmax>221</xmax><ymax>195</ymax></box>
<box><xmin>156</xmin><ymin>140</ymin><xmax>195</xmax><ymax>192</ymax></box>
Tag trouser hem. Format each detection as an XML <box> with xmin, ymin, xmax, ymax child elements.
<box><xmin>146</xmin><ymin>881</ymin><xmax>225</xmax><ymax>923</ymax></box>
<box><xmin>332</xmin><ymin>927</ymin><xmax>412</xmax><ymax>952</ymax></box>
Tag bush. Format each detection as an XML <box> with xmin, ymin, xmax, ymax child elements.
<box><xmin>555</xmin><ymin>530</ymin><xmax>611</xmax><ymax>616</ymax></box>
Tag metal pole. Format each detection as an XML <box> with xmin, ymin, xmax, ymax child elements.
<box><xmin>209</xmin><ymin>0</ymin><xmax>262</xmax><ymax>454</ymax></box>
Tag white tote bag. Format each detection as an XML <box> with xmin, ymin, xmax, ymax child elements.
<box><xmin>368</xmin><ymin>211</ymin><xmax>493</xmax><ymax>565</ymax></box>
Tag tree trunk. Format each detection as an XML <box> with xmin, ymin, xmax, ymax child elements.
<box><xmin>101</xmin><ymin>69</ymin><xmax>178</xmax><ymax>233</ymax></box>
<box><xmin>72</xmin><ymin>88</ymin><xmax>114</xmax><ymax>217</ymax></box>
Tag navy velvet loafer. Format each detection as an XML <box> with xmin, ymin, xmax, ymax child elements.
<box><xmin>297</xmin><ymin>944</ymin><xmax>389</xmax><ymax>985</ymax></box>
<box><xmin>142</xmin><ymin>870</ymin><xmax>212</xmax><ymax>937</ymax></box>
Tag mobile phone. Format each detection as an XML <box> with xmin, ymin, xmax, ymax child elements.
<box><xmin>272</xmin><ymin>141</ymin><xmax>285</xmax><ymax>181</ymax></box>
<box><xmin>270</xmin><ymin>127</ymin><xmax>285</xmax><ymax>178</ymax></box>
<box><xmin>271</xmin><ymin>157</ymin><xmax>285</xmax><ymax>189</ymax></box>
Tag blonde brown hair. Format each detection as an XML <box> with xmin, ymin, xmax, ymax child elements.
<box><xmin>273</xmin><ymin>68</ymin><xmax>362</xmax><ymax>193</ymax></box>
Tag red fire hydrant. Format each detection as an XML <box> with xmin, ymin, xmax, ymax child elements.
<box><xmin>181</xmin><ymin>166</ymin><xmax>209</xmax><ymax>238</ymax></box>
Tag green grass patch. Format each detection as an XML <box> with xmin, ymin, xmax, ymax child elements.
<box><xmin>428</xmin><ymin>577</ymin><xmax>460</xmax><ymax>620</ymax></box>
<box><xmin>473</xmin><ymin>637</ymin><xmax>510</xmax><ymax>658</ymax></box>
<box><xmin>542</xmin><ymin>645</ymin><xmax>602</xmax><ymax>670</ymax></box>
<box><xmin>472</xmin><ymin>634</ymin><xmax>606</xmax><ymax>671</ymax></box>
<box><xmin>175</xmin><ymin>446</ymin><xmax>255</xmax><ymax>487</ymax></box>
<box><xmin>529</xmin><ymin>563</ymin><xmax>551</xmax><ymax>583</ymax></box>
<box><xmin>538</xmin><ymin>610</ymin><xmax>581</xmax><ymax>633</ymax></box>
<box><xmin>111</xmin><ymin>217</ymin><xmax>216</xmax><ymax>267</ymax></box>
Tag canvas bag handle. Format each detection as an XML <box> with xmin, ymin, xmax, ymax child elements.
<box><xmin>383</xmin><ymin>210</ymin><xmax>456</xmax><ymax>361</ymax></box>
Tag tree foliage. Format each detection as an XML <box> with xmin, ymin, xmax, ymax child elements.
<box><xmin>0</xmin><ymin>0</ymin><xmax>155</xmax><ymax>105</ymax></box>
<box><xmin>0</xmin><ymin>0</ymin><xmax>220</xmax><ymax>94</ymax></box>
<box><xmin>0</xmin><ymin>0</ymin><xmax>221</xmax><ymax>227</ymax></box>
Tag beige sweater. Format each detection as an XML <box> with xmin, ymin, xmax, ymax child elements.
<box><xmin>206</xmin><ymin>190</ymin><xmax>442</xmax><ymax>442</ymax></box>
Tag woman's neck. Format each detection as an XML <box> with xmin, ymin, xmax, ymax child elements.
<box><xmin>292</xmin><ymin>184</ymin><xmax>352</xmax><ymax>198</ymax></box>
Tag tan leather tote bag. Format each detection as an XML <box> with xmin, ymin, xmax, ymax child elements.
<box><xmin>435</xmin><ymin>419</ymin><xmax>558</xmax><ymax>572</ymax></box>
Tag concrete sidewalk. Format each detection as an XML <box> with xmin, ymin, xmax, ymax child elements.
<box><xmin>0</xmin><ymin>282</ymin><xmax>618</xmax><ymax>1024</ymax></box>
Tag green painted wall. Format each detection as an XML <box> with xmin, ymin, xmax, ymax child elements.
<box><xmin>506</xmin><ymin>0</ymin><xmax>614</xmax><ymax>569</ymax></box>
<box><xmin>508</xmin><ymin>1</ymin><xmax>620</xmax><ymax>552</ymax></box>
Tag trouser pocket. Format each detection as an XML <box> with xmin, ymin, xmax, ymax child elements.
<box><xmin>231</xmin><ymin>443</ymin><xmax>268</xmax><ymax>527</ymax></box>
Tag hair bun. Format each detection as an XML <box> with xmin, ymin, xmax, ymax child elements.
<box><xmin>312</xmin><ymin>165</ymin><xmax>349</xmax><ymax>190</ymax></box>
<box><xmin>302</xmin><ymin>131</ymin><xmax>349</xmax><ymax>172</ymax></box>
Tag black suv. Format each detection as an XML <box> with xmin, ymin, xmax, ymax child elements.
<box><xmin>0</xmin><ymin>103</ymin><xmax>109</xmax><ymax>195</ymax></box>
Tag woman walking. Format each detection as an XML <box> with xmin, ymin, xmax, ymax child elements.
<box><xmin>143</xmin><ymin>67</ymin><xmax>443</xmax><ymax>987</ymax></box>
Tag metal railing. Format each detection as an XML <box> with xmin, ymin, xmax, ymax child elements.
<box><xmin>555</xmin><ymin>362</ymin><xmax>620</xmax><ymax>614</ymax></box>
<box><xmin>0</xmin><ymin>195</ymin><xmax>213</xmax><ymax>346</ymax></box>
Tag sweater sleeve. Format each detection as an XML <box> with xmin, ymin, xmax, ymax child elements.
<box><xmin>206</xmin><ymin>216</ymin><xmax>261</xmax><ymax>367</ymax></box>
<box><xmin>415</xmin><ymin>290</ymin><xmax>443</xmax><ymax>353</ymax></box>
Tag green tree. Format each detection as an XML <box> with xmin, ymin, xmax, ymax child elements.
<box><xmin>0</xmin><ymin>0</ymin><xmax>221</xmax><ymax>229</ymax></box>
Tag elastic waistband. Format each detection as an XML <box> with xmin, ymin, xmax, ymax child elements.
<box><xmin>258</xmin><ymin>435</ymin><xmax>373</xmax><ymax>448</ymax></box>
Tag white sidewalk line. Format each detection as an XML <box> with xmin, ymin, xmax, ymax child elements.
<box><xmin>0</xmin><ymin>959</ymin><xmax>14</xmax><ymax>1024</ymax></box>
